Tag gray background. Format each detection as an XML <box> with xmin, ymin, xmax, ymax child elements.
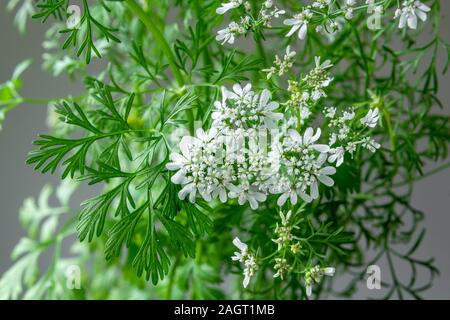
<box><xmin>1</xmin><ymin>2</ymin><xmax>449</xmax><ymax>299</ymax></box>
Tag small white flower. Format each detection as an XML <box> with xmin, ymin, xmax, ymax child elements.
<box><xmin>323</xmin><ymin>267</ymin><xmax>335</xmax><ymax>276</ymax></box>
<box><xmin>314</xmin><ymin>56</ymin><xmax>333</xmax><ymax>70</ymax></box>
<box><xmin>362</xmin><ymin>137</ymin><xmax>381</xmax><ymax>152</ymax></box>
<box><xmin>395</xmin><ymin>0</ymin><xmax>431</xmax><ymax>30</ymax></box>
<box><xmin>287</xmin><ymin>127</ymin><xmax>330</xmax><ymax>153</ymax></box>
<box><xmin>272</xmin><ymin>211</ymin><xmax>293</xmax><ymax>250</ymax></box>
<box><xmin>346</xmin><ymin>141</ymin><xmax>358</xmax><ymax>154</ymax></box>
<box><xmin>345</xmin><ymin>7</ymin><xmax>354</xmax><ymax>19</ymax></box>
<box><xmin>276</xmin><ymin>188</ymin><xmax>299</xmax><ymax>206</ymax></box>
<box><xmin>262</xmin><ymin>66</ymin><xmax>277</xmax><ymax>79</ymax></box>
<box><xmin>324</xmin><ymin>106</ymin><xmax>336</xmax><ymax>118</ymax></box>
<box><xmin>264</xmin><ymin>0</ymin><xmax>273</xmax><ymax>9</ymax></box>
<box><xmin>342</xmin><ymin>109</ymin><xmax>355</xmax><ymax>121</ymax></box>
<box><xmin>232</xmin><ymin>237</ymin><xmax>248</xmax><ymax>262</ymax></box>
<box><xmin>311</xmin><ymin>153</ymin><xmax>336</xmax><ymax>198</ymax></box>
<box><xmin>228</xmin><ymin>184</ymin><xmax>267</xmax><ymax>209</ymax></box>
<box><xmin>328</xmin><ymin>146</ymin><xmax>345</xmax><ymax>167</ymax></box>
<box><xmin>166</xmin><ymin>135</ymin><xmax>199</xmax><ymax>184</ymax></box>
<box><xmin>216</xmin><ymin>0</ymin><xmax>243</xmax><ymax>15</ymax></box>
<box><xmin>258</xmin><ymin>89</ymin><xmax>283</xmax><ymax>129</ymax></box>
<box><xmin>312</xmin><ymin>0</ymin><xmax>331</xmax><ymax>9</ymax></box>
<box><xmin>243</xmin><ymin>255</ymin><xmax>257</xmax><ymax>288</ymax></box>
<box><xmin>216</xmin><ymin>21</ymin><xmax>244</xmax><ymax>45</ymax></box>
<box><xmin>227</xmin><ymin>83</ymin><xmax>254</xmax><ymax>102</ymax></box>
<box><xmin>211</xmin><ymin>183</ymin><xmax>231</xmax><ymax>203</ymax></box>
<box><xmin>305</xmin><ymin>266</ymin><xmax>335</xmax><ymax>297</ymax></box>
<box><xmin>263</xmin><ymin>46</ymin><xmax>296</xmax><ymax>79</ymax></box>
<box><xmin>360</xmin><ymin>107</ymin><xmax>379</xmax><ymax>128</ymax></box>
<box><xmin>284</xmin><ymin>9</ymin><xmax>312</xmax><ymax>40</ymax></box>
<box><xmin>273</xmin><ymin>258</ymin><xmax>290</xmax><ymax>279</ymax></box>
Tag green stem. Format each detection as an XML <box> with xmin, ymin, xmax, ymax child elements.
<box><xmin>125</xmin><ymin>0</ymin><xmax>196</xmax><ymax>135</ymax></box>
<box><xmin>379</xmin><ymin>100</ymin><xmax>397</xmax><ymax>154</ymax></box>
<box><xmin>392</xmin><ymin>161</ymin><xmax>450</xmax><ymax>188</ymax></box>
<box><xmin>125</xmin><ymin>0</ymin><xmax>184</xmax><ymax>88</ymax></box>
<box><xmin>195</xmin><ymin>240</ymin><xmax>203</xmax><ymax>264</ymax></box>
<box><xmin>350</xmin><ymin>23</ymin><xmax>370</xmax><ymax>97</ymax></box>
<box><xmin>254</xmin><ymin>33</ymin><xmax>268</xmax><ymax>68</ymax></box>
<box><xmin>165</xmin><ymin>254</ymin><xmax>181</xmax><ymax>299</ymax></box>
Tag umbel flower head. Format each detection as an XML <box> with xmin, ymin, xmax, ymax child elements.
<box><xmin>167</xmin><ymin>74</ymin><xmax>380</xmax><ymax>211</ymax></box>
<box><xmin>272</xmin><ymin>210</ymin><xmax>294</xmax><ymax>250</ymax></box>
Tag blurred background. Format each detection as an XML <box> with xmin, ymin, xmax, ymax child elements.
<box><xmin>1</xmin><ymin>2</ymin><xmax>449</xmax><ymax>299</ymax></box>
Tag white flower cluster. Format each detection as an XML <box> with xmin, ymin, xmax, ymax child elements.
<box><xmin>212</xmin><ymin>84</ymin><xmax>283</xmax><ymax>131</ymax></box>
<box><xmin>301</xmin><ymin>57</ymin><xmax>333</xmax><ymax>101</ymax></box>
<box><xmin>216</xmin><ymin>0</ymin><xmax>432</xmax><ymax>46</ymax></box>
<box><xmin>344</xmin><ymin>0</ymin><xmax>357</xmax><ymax>19</ymax></box>
<box><xmin>271</xmin><ymin>127</ymin><xmax>336</xmax><ymax>206</ymax></box>
<box><xmin>272</xmin><ymin>210</ymin><xmax>294</xmax><ymax>250</ymax></box>
<box><xmin>167</xmin><ymin>84</ymin><xmax>281</xmax><ymax>209</ymax></box>
<box><xmin>215</xmin><ymin>1</ymin><xmax>285</xmax><ymax>45</ymax></box>
<box><xmin>167</xmin><ymin>80</ymin><xmax>342</xmax><ymax>209</ymax></box>
<box><xmin>285</xmin><ymin>57</ymin><xmax>333</xmax><ymax>123</ymax></box>
<box><xmin>325</xmin><ymin>106</ymin><xmax>381</xmax><ymax>167</ymax></box>
<box><xmin>216</xmin><ymin>21</ymin><xmax>246</xmax><ymax>45</ymax></box>
<box><xmin>312</xmin><ymin>0</ymin><xmax>332</xmax><ymax>9</ymax></box>
<box><xmin>231</xmin><ymin>237</ymin><xmax>257</xmax><ymax>288</ymax></box>
<box><xmin>366</xmin><ymin>0</ymin><xmax>384</xmax><ymax>16</ymax></box>
<box><xmin>262</xmin><ymin>46</ymin><xmax>296</xmax><ymax>79</ymax></box>
<box><xmin>167</xmin><ymin>76</ymin><xmax>380</xmax><ymax>210</ymax></box>
<box><xmin>273</xmin><ymin>258</ymin><xmax>290</xmax><ymax>280</ymax></box>
<box><xmin>259</xmin><ymin>0</ymin><xmax>286</xmax><ymax>28</ymax></box>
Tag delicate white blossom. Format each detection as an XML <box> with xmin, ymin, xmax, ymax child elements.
<box><xmin>361</xmin><ymin>137</ymin><xmax>381</xmax><ymax>152</ymax></box>
<box><xmin>260</xmin><ymin>1</ymin><xmax>285</xmax><ymax>27</ymax></box>
<box><xmin>328</xmin><ymin>146</ymin><xmax>345</xmax><ymax>167</ymax></box>
<box><xmin>360</xmin><ymin>107</ymin><xmax>379</xmax><ymax>128</ymax></box>
<box><xmin>312</xmin><ymin>0</ymin><xmax>331</xmax><ymax>9</ymax></box>
<box><xmin>263</xmin><ymin>46</ymin><xmax>296</xmax><ymax>79</ymax></box>
<box><xmin>216</xmin><ymin>0</ymin><xmax>243</xmax><ymax>15</ymax></box>
<box><xmin>304</xmin><ymin>57</ymin><xmax>333</xmax><ymax>100</ymax></box>
<box><xmin>228</xmin><ymin>183</ymin><xmax>267</xmax><ymax>209</ymax></box>
<box><xmin>395</xmin><ymin>1</ymin><xmax>430</xmax><ymax>30</ymax></box>
<box><xmin>216</xmin><ymin>21</ymin><xmax>245</xmax><ymax>45</ymax></box>
<box><xmin>212</xmin><ymin>84</ymin><xmax>282</xmax><ymax>130</ymax></box>
<box><xmin>284</xmin><ymin>8</ymin><xmax>313</xmax><ymax>40</ymax></box>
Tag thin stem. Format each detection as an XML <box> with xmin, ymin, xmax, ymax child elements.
<box><xmin>125</xmin><ymin>0</ymin><xmax>184</xmax><ymax>88</ymax></box>
<box><xmin>379</xmin><ymin>100</ymin><xmax>398</xmax><ymax>166</ymax></box>
<box><xmin>125</xmin><ymin>0</ymin><xmax>196</xmax><ymax>134</ymax></box>
<box><xmin>392</xmin><ymin>161</ymin><xmax>450</xmax><ymax>188</ymax></box>
<box><xmin>165</xmin><ymin>254</ymin><xmax>181</xmax><ymax>299</ymax></box>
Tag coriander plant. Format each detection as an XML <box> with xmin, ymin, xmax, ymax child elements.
<box><xmin>1</xmin><ymin>0</ymin><xmax>449</xmax><ymax>300</ymax></box>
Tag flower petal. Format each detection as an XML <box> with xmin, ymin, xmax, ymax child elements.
<box><xmin>233</xmin><ymin>237</ymin><xmax>248</xmax><ymax>251</ymax></box>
